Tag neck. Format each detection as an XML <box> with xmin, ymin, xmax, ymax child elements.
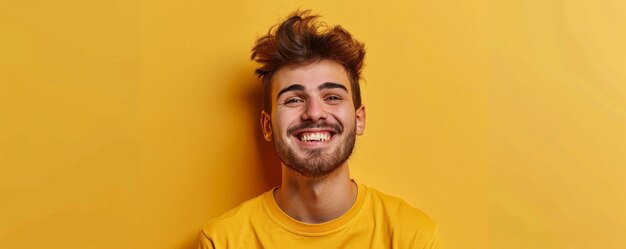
<box><xmin>274</xmin><ymin>163</ymin><xmax>357</xmax><ymax>224</ymax></box>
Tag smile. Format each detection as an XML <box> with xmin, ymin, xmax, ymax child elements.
<box><xmin>299</xmin><ymin>132</ymin><xmax>331</xmax><ymax>142</ymax></box>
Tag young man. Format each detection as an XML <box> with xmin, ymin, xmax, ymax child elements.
<box><xmin>198</xmin><ymin>10</ymin><xmax>440</xmax><ymax>249</ymax></box>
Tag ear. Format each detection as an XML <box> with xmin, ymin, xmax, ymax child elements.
<box><xmin>260</xmin><ymin>110</ymin><xmax>273</xmax><ymax>141</ymax></box>
<box><xmin>355</xmin><ymin>105</ymin><xmax>366</xmax><ymax>135</ymax></box>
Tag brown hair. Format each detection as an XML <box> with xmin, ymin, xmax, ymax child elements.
<box><xmin>251</xmin><ymin>10</ymin><xmax>366</xmax><ymax>113</ymax></box>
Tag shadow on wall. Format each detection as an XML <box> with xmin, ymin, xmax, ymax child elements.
<box><xmin>179</xmin><ymin>64</ymin><xmax>282</xmax><ymax>249</ymax></box>
<box><xmin>220</xmin><ymin>62</ymin><xmax>282</xmax><ymax>196</ymax></box>
<box><xmin>243</xmin><ymin>69</ymin><xmax>282</xmax><ymax>190</ymax></box>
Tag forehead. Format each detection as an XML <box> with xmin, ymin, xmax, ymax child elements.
<box><xmin>271</xmin><ymin>60</ymin><xmax>351</xmax><ymax>96</ymax></box>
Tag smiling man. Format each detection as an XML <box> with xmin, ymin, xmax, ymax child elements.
<box><xmin>198</xmin><ymin>10</ymin><xmax>440</xmax><ymax>249</ymax></box>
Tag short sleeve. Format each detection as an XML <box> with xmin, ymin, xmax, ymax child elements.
<box><xmin>419</xmin><ymin>226</ymin><xmax>440</xmax><ymax>249</ymax></box>
<box><xmin>196</xmin><ymin>230</ymin><xmax>215</xmax><ymax>249</ymax></box>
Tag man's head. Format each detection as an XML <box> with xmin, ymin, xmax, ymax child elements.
<box><xmin>251</xmin><ymin>9</ymin><xmax>365</xmax><ymax>114</ymax></box>
<box><xmin>251</xmin><ymin>10</ymin><xmax>366</xmax><ymax>177</ymax></box>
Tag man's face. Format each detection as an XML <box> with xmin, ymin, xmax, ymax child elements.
<box><xmin>261</xmin><ymin>60</ymin><xmax>366</xmax><ymax>177</ymax></box>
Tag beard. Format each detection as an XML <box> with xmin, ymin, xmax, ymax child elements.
<box><xmin>272</xmin><ymin>121</ymin><xmax>356</xmax><ymax>177</ymax></box>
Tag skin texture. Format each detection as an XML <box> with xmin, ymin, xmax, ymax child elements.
<box><xmin>260</xmin><ymin>59</ymin><xmax>366</xmax><ymax>223</ymax></box>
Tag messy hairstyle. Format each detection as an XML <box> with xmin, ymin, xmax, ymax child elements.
<box><xmin>251</xmin><ymin>10</ymin><xmax>366</xmax><ymax>113</ymax></box>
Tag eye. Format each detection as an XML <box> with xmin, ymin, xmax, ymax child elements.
<box><xmin>284</xmin><ymin>97</ymin><xmax>304</xmax><ymax>105</ymax></box>
<box><xmin>325</xmin><ymin>95</ymin><xmax>342</xmax><ymax>101</ymax></box>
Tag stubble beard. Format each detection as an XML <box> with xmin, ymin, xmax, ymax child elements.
<box><xmin>273</xmin><ymin>123</ymin><xmax>356</xmax><ymax>178</ymax></box>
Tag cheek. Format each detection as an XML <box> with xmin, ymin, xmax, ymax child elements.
<box><xmin>327</xmin><ymin>109</ymin><xmax>355</xmax><ymax>131</ymax></box>
<box><xmin>272</xmin><ymin>111</ymin><xmax>297</xmax><ymax>134</ymax></box>
<box><xmin>332</xmin><ymin>106</ymin><xmax>356</xmax><ymax>122</ymax></box>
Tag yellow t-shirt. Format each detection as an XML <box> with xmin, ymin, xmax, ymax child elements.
<box><xmin>198</xmin><ymin>181</ymin><xmax>439</xmax><ymax>249</ymax></box>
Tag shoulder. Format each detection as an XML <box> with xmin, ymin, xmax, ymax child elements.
<box><xmin>200</xmin><ymin>193</ymin><xmax>266</xmax><ymax>240</ymax></box>
<box><xmin>367</xmin><ymin>186</ymin><xmax>435</xmax><ymax>225</ymax></box>
<box><xmin>365</xmin><ymin>186</ymin><xmax>439</xmax><ymax>247</ymax></box>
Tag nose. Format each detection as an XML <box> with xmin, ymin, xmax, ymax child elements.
<box><xmin>301</xmin><ymin>98</ymin><xmax>328</xmax><ymax>122</ymax></box>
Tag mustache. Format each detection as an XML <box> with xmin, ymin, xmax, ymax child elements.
<box><xmin>287</xmin><ymin>121</ymin><xmax>343</xmax><ymax>136</ymax></box>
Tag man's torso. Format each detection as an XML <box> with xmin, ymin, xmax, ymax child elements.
<box><xmin>198</xmin><ymin>182</ymin><xmax>439</xmax><ymax>249</ymax></box>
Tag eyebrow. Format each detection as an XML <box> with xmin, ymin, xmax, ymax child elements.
<box><xmin>277</xmin><ymin>84</ymin><xmax>305</xmax><ymax>99</ymax></box>
<box><xmin>276</xmin><ymin>82</ymin><xmax>348</xmax><ymax>99</ymax></box>
<box><xmin>318</xmin><ymin>82</ymin><xmax>348</xmax><ymax>92</ymax></box>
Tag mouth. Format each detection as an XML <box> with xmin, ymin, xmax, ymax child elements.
<box><xmin>293</xmin><ymin>130</ymin><xmax>336</xmax><ymax>143</ymax></box>
<box><xmin>287</xmin><ymin>122</ymin><xmax>342</xmax><ymax>146</ymax></box>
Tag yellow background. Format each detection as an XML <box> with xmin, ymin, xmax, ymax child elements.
<box><xmin>1</xmin><ymin>0</ymin><xmax>624</xmax><ymax>248</ymax></box>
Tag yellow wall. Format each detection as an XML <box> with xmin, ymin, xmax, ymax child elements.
<box><xmin>0</xmin><ymin>0</ymin><xmax>624</xmax><ymax>249</ymax></box>
<box><xmin>489</xmin><ymin>1</ymin><xmax>626</xmax><ymax>248</ymax></box>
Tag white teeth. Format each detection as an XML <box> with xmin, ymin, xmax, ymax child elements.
<box><xmin>300</xmin><ymin>132</ymin><xmax>330</xmax><ymax>142</ymax></box>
